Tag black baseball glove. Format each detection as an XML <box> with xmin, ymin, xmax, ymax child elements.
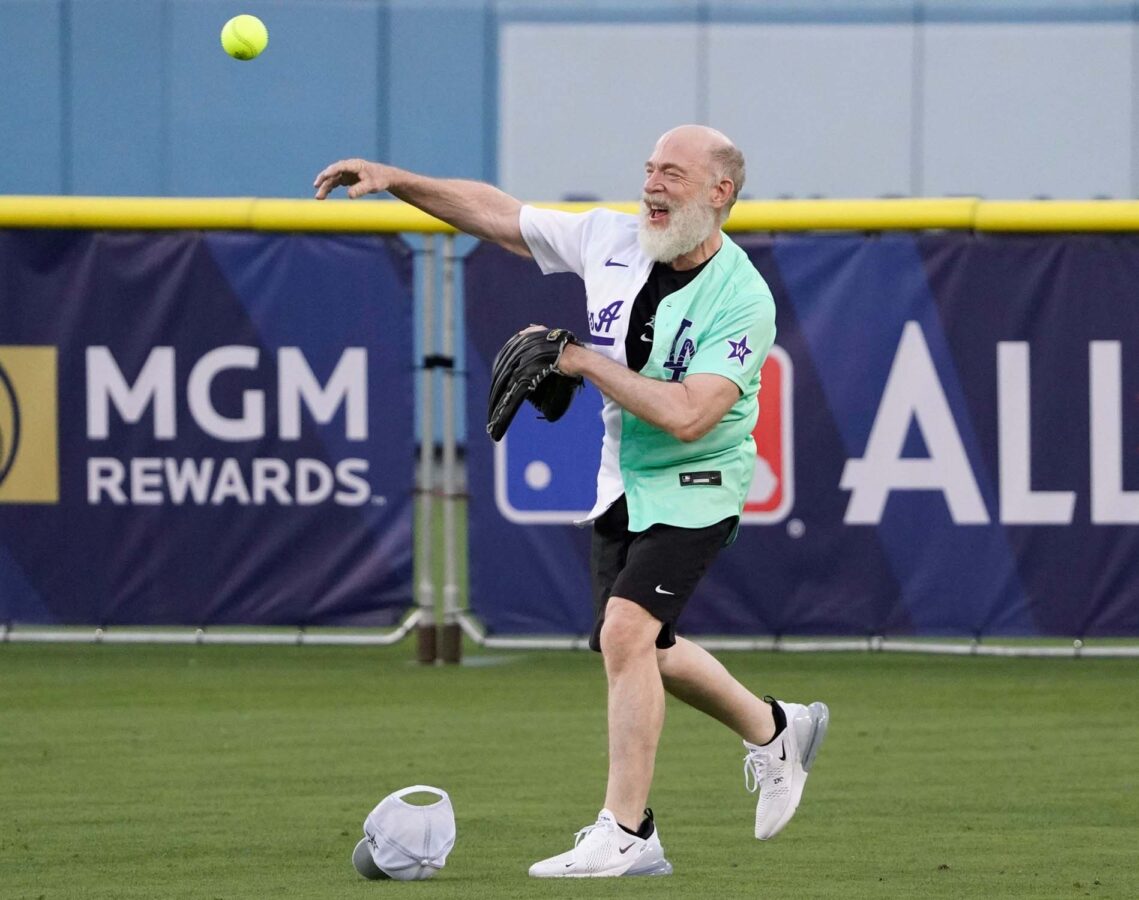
<box><xmin>486</xmin><ymin>327</ymin><xmax>584</xmax><ymax>442</ymax></box>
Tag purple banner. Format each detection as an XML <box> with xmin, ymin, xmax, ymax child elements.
<box><xmin>0</xmin><ymin>230</ymin><xmax>415</xmax><ymax>626</ymax></box>
<box><xmin>464</xmin><ymin>234</ymin><xmax>1139</xmax><ymax>638</ymax></box>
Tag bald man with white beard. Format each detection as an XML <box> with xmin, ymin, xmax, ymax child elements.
<box><xmin>315</xmin><ymin>126</ymin><xmax>828</xmax><ymax>878</ymax></box>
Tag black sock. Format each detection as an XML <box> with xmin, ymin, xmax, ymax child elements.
<box><xmin>766</xmin><ymin>695</ymin><xmax>787</xmax><ymax>738</ymax></box>
<box><xmin>618</xmin><ymin>809</ymin><xmax>655</xmax><ymax>840</ymax></box>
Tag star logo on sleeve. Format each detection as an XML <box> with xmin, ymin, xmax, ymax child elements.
<box><xmin>727</xmin><ymin>335</ymin><xmax>753</xmax><ymax>365</ymax></box>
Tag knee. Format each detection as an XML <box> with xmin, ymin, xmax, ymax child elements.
<box><xmin>599</xmin><ymin>598</ymin><xmax>659</xmax><ymax>671</ymax></box>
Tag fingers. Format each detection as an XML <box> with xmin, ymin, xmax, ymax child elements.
<box><xmin>313</xmin><ymin>158</ymin><xmax>362</xmax><ymax>187</ymax></box>
<box><xmin>312</xmin><ymin>158</ymin><xmax>366</xmax><ymax>200</ymax></box>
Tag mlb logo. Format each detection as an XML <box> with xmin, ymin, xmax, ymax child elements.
<box><xmin>741</xmin><ymin>345</ymin><xmax>793</xmax><ymax>524</ymax></box>
<box><xmin>494</xmin><ymin>382</ymin><xmax>605</xmax><ymax>524</ymax></box>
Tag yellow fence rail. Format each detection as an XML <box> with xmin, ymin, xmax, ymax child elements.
<box><xmin>4</xmin><ymin>195</ymin><xmax>1139</xmax><ymax>232</ymax></box>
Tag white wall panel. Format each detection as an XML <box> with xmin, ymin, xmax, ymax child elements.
<box><xmin>499</xmin><ymin>23</ymin><xmax>701</xmax><ymax>200</ymax></box>
<box><xmin>922</xmin><ymin>23</ymin><xmax>1132</xmax><ymax>198</ymax></box>
<box><xmin>708</xmin><ymin>24</ymin><xmax>917</xmax><ymax>198</ymax></box>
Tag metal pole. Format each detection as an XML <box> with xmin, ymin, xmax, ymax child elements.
<box><xmin>439</xmin><ymin>234</ymin><xmax>462</xmax><ymax>663</ymax></box>
<box><xmin>415</xmin><ymin>237</ymin><xmax>438</xmax><ymax>664</ymax></box>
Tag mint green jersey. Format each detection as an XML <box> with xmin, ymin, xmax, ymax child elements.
<box><xmin>620</xmin><ymin>234</ymin><xmax>775</xmax><ymax>532</ymax></box>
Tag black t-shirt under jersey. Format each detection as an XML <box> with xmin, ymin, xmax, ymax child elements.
<box><xmin>624</xmin><ymin>257</ymin><xmax>713</xmax><ymax>372</ymax></box>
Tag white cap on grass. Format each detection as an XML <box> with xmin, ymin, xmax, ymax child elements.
<box><xmin>351</xmin><ymin>785</ymin><xmax>456</xmax><ymax>881</ymax></box>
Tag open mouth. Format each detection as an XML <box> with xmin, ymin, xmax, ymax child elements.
<box><xmin>644</xmin><ymin>201</ymin><xmax>671</xmax><ymax>224</ymax></box>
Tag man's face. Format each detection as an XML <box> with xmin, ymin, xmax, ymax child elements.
<box><xmin>637</xmin><ymin>133</ymin><xmax>719</xmax><ymax>264</ymax></box>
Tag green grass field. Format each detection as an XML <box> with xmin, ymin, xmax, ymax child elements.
<box><xmin>2</xmin><ymin>644</ymin><xmax>1137</xmax><ymax>899</ymax></box>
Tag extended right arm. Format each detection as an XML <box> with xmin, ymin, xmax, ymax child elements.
<box><xmin>313</xmin><ymin>158</ymin><xmax>530</xmax><ymax>258</ymax></box>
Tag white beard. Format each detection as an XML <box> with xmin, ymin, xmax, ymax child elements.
<box><xmin>637</xmin><ymin>196</ymin><xmax>719</xmax><ymax>264</ymax></box>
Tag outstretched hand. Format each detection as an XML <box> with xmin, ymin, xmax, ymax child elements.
<box><xmin>313</xmin><ymin>158</ymin><xmax>392</xmax><ymax>200</ymax></box>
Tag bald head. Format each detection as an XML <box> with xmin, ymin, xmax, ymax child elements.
<box><xmin>654</xmin><ymin>125</ymin><xmax>746</xmax><ymax>221</ymax></box>
<box><xmin>658</xmin><ymin>124</ymin><xmax>733</xmax><ymax>150</ymax></box>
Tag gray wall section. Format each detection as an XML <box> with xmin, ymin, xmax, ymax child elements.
<box><xmin>499</xmin><ymin>23</ymin><xmax>703</xmax><ymax>201</ymax></box>
<box><xmin>707</xmin><ymin>23</ymin><xmax>917</xmax><ymax>200</ymax></box>
<box><xmin>0</xmin><ymin>1</ymin><xmax>1136</xmax><ymax>200</ymax></box>
<box><xmin>500</xmin><ymin>15</ymin><xmax>1136</xmax><ymax>200</ymax></box>
<box><xmin>921</xmin><ymin>22</ymin><xmax>1132</xmax><ymax>199</ymax></box>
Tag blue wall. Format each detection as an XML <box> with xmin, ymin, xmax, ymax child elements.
<box><xmin>0</xmin><ymin>0</ymin><xmax>495</xmax><ymax>197</ymax></box>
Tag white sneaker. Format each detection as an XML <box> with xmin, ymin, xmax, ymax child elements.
<box><xmin>744</xmin><ymin>699</ymin><xmax>829</xmax><ymax>840</ymax></box>
<box><xmin>528</xmin><ymin>808</ymin><xmax>673</xmax><ymax>878</ymax></box>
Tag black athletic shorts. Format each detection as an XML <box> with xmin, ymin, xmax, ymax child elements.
<box><xmin>588</xmin><ymin>494</ymin><xmax>736</xmax><ymax>652</ymax></box>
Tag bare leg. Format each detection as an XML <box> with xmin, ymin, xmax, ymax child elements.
<box><xmin>657</xmin><ymin>636</ymin><xmax>776</xmax><ymax>745</ymax></box>
<box><xmin>599</xmin><ymin>597</ymin><xmax>666</xmax><ymax>829</ymax></box>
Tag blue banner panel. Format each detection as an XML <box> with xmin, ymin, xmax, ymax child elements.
<box><xmin>465</xmin><ymin>234</ymin><xmax>1139</xmax><ymax>638</ymax></box>
<box><xmin>0</xmin><ymin>231</ymin><xmax>414</xmax><ymax>626</ymax></box>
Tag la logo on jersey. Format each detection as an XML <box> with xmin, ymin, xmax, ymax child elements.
<box><xmin>664</xmin><ymin>318</ymin><xmax>696</xmax><ymax>381</ymax></box>
<box><xmin>742</xmin><ymin>345</ymin><xmax>793</xmax><ymax>523</ymax></box>
<box><xmin>588</xmin><ymin>300</ymin><xmax>624</xmax><ymax>346</ymax></box>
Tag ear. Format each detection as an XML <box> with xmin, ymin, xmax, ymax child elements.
<box><xmin>709</xmin><ymin>176</ymin><xmax>734</xmax><ymax>213</ymax></box>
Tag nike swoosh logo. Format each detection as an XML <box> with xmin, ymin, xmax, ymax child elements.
<box><xmin>618</xmin><ymin>843</ymin><xmax>636</xmax><ymax>854</ymax></box>
<box><xmin>604</xmin><ymin>258</ymin><xmax>629</xmax><ymax>267</ymax></box>
<box><xmin>779</xmin><ymin>744</ymin><xmax>787</xmax><ymax>762</ymax></box>
<box><xmin>640</xmin><ymin>333</ymin><xmax>653</xmax><ymax>342</ymax></box>
<box><xmin>654</xmin><ymin>585</ymin><xmax>675</xmax><ymax>595</ymax></box>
